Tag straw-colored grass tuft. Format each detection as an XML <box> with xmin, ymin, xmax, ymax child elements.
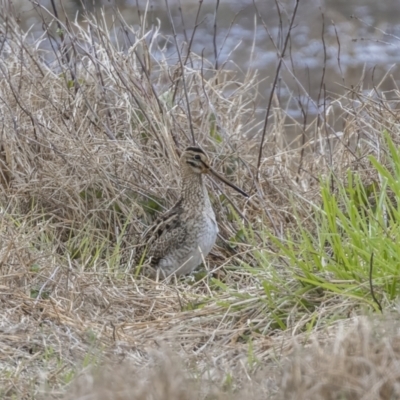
<box><xmin>63</xmin><ymin>318</ymin><xmax>400</xmax><ymax>400</ymax></box>
<box><xmin>279</xmin><ymin>317</ymin><xmax>400</xmax><ymax>400</ymax></box>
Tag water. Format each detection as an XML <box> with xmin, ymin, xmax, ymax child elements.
<box><xmin>10</xmin><ymin>0</ymin><xmax>400</xmax><ymax>133</ymax></box>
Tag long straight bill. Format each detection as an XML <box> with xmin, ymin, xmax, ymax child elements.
<box><xmin>209</xmin><ymin>168</ymin><xmax>249</xmax><ymax>198</ymax></box>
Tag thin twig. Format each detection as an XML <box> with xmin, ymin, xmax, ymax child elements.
<box><xmin>172</xmin><ymin>0</ymin><xmax>204</xmax><ymax>103</ymax></box>
<box><xmin>165</xmin><ymin>0</ymin><xmax>196</xmax><ymax>145</ymax></box>
<box><xmin>369</xmin><ymin>252</ymin><xmax>383</xmax><ymax>313</ymax></box>
<box><xmin>213</xmin><ymin>0</ymin><xmax>220</xmax><ymax>70</ymax></box>
<box><xmin>255</xmin><ymin>0</ymin><xmax>300</xmax><ymax>181</ymax></box>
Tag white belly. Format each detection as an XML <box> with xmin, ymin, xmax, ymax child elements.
<box><xmin>197</xmin><ymin>214</ymin><xmax>219</xmax><ymax>261</ymax></box>
<box><xmin>181</xmin><ymin>214</ymin><xmax>218</xmax><ymax>275</ymax></box>
<box><xmin>160</xmin><ymin>212</ymin><xmax>218</xmax><ymax>276</ymax></box>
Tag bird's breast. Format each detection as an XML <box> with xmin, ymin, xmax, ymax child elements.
<box><xmin>198</xmin><ymin>209</ymin><xmax>218</xmax><ymax>256</ymax></box>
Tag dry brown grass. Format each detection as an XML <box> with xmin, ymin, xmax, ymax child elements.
<box><xmin>279</xmin><ymin>317</ymin><xmax>400</xmax><ymax>400</ymax></box>
<box><xmin>1</xmin><ymin>2</ymin><xmax>400</xmax><ymax>399</ymax></box>
<box><xmin>59</xmin><ymin>317</ymin><xmax>400</xmax><ymax>400</ymax></box>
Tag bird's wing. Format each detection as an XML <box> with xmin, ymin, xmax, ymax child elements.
<box><xmin>135</xmin><ymin>199</ymin><xmax>187</xmax><ymax>267</ymax></box>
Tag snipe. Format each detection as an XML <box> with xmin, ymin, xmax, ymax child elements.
<box><xmin>133</xmin><ymin>147</ymin><xmax>248</xmax><ymax>278</ymax></box>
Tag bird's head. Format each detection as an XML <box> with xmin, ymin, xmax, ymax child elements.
<box><xmin>180</xmin><ymin>146</ymin><xmax>249</xmax><ymax>198</ymax></box>
<box><xmin>181</xmin><ymin>147</ymin><xmax>210</xmax><ymax>174</ymax></box>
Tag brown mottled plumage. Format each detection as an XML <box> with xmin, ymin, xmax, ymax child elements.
<box><xmin>132</xmin><ymin>147</ymin><xmax>248</xmax><ymax>278</ymax></box>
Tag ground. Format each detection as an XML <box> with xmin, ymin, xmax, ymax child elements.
<box><xmin>1</xmin><ymin>3</ymin><xmax>400</xmax><ymax>399</ymax></box>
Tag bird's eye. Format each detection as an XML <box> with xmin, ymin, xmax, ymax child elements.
<box><xmin>194</xmin><ymin>155</ymin><xmax>201</xmax><ymax>160</ymax></box>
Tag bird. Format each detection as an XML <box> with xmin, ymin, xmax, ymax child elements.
<box><xmin>131</xmin><ymin>146</ymin><xmax>249</xmax><ymax>278</ymax></box>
